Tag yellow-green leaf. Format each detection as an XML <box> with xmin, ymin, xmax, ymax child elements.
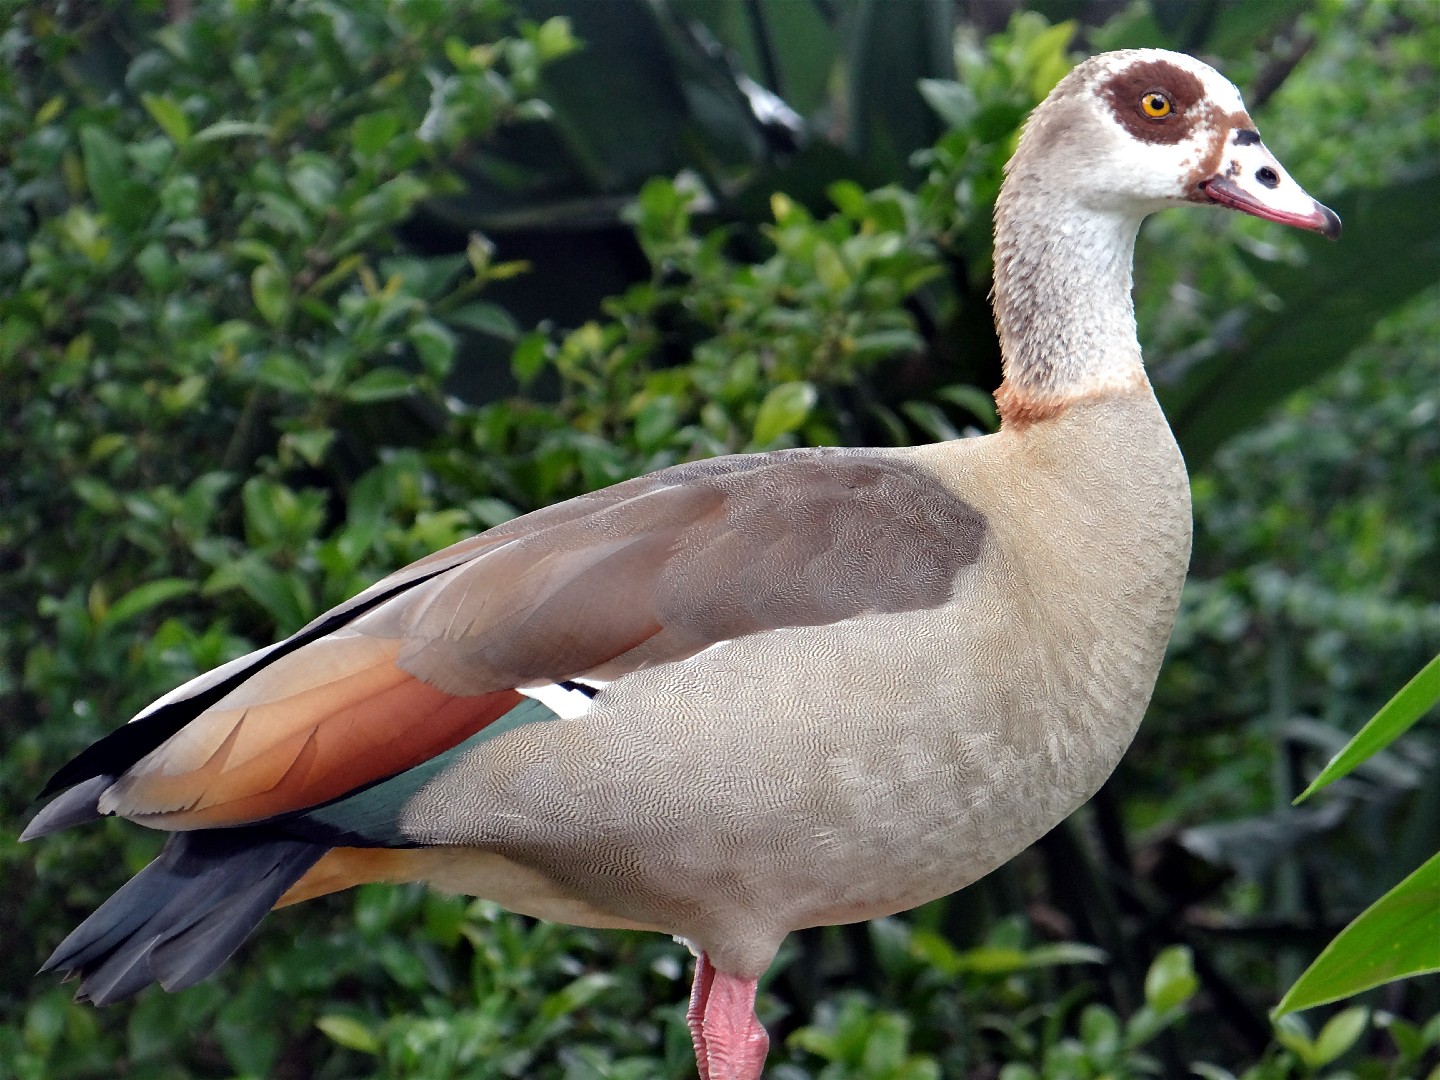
<box><xmin>1296</xmin><ymin>653</ymin><xmax>1440</xmax><ymax>802</ymax></box>
<box><xmin>1275</xmin><ymin>851</ymin><xmax>1440</xmax><ymax>1015</ymax></box>
<box><xmin>194</xmin><ymin>119</ymin><xmax>270</xmax><ymax>142</ymax></box>
<box><xmin>315</xmin><ymin>1015</ymin><xmax>379</xmax><ymax>1054</ymax></box>
<box><xmin>751</xmin><ymin>381</ymin><xmax>817</xmax><ymax>446</ymax></box>
<box><xmin>1144</xmin><ymin>946</ymin><xmax>1198</xmax><ymax>1011</ymax></box>
<box><xmin>142</xmin><ymin>93</ymin><xmax>191</xmax><ymax>146</ymax></box>
<box><xmin>1311</xmin><ymin>1007</ymin><xmax>1370</xmax><ymax>1068</ymax></box>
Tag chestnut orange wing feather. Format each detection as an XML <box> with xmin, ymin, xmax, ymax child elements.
<box><xmin>99</xmin><ymin>633</ymin><xmax>528</xmax><ymax>828</ymax></box>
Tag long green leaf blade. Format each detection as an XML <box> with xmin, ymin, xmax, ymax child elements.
<box><xmin>1274</xmin><ymin>851</ymin><xmax>1440</xmax><ymax>1015</ymax></box>
<box><xmin>1295</xmin><ymin>653</ymin><xmax>1440</xmax><ymax>803</ymax></box>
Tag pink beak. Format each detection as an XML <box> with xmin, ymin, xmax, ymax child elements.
<box><xmin>1203</xmin><ymin>174</ymin><xmax>1341</xmax><ymax>239</ymax></box>
<box><xmin>1199</xmin><ymin>129</ymin><xmax>1341</xmax><ymax>240</ymax></box>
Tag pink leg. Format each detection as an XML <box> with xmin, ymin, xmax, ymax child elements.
<box><xmin>686</xmin><ymin>952</ymin><xmax>769</xmax><ymax>1080</ymax></box>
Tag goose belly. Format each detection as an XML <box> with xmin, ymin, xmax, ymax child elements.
<box><xmin>396</xmin><ymin>568</ymin><xmax>1169</xmax><ymax>954</ymax></box>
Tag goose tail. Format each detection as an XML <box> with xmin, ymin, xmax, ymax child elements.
<box><xmin>42</xmin><ymin>830</ymin><xmax>326</xmax><ymax>1005</ymax></box>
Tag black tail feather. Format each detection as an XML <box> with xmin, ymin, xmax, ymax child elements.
<box><xmin>42</xmin><ymin>830</ymin><xmax>326</xmax><ymax>1006</ymax></box>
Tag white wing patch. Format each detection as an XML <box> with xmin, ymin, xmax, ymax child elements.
<box><xmin>518</xmin><ymin>681</ymin><xmax>602</xmax><ymax>720</ymax></box>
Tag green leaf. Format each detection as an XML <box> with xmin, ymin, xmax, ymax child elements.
<box><xmin>918</xmin><ymin>78</ymin><xmax>978</xmax><ymax>129</ymax></box>
<box><xmin>352</xmin><ymin>110</ymin><xmax>401</xmax><ymax>155</ymax></box>
<box><xmin>950</xmin><ymin>944</ymin><xmax>1030</xmax><ymax>975</ymax></box>
<box><xmin>1023</xmin><ymin>942</ymin><xmax>1107</xmax><ymax>968</ymax></box>
<box><xmin>207</xmin><ymin>556</ymin><xmax>313</xmax><ymax>632</ymax></box>
<box><xmin>850</xmin><ymin>328</ymin><xmax>922</xmax><ymax>362</ymax></box>
<box><xmin>751</xmin><ymin>381</ymin><xmax>817</xmax><ymax>445</ymax></box>
<box><xmin>282</xmin><ymin>427</ymin><xmax>336</xmax><ymax>467</ymax></box>
<box><xmin>287</xmin><ymin>159</ymin><xmax>338</xmax><ymax>210</ymax></box>
<box><xmin>72</xmin><ymin>475</ymin><xmax>121</xmax><ymax>513</ymax></box>
<box><xmin>315</xmin><ymin>1015</ymin><xmax>380</xmax><ymax>1054</ymax></box>
<box><xmin>511</xmin><ymin>332</ymin><xmax>550</xmax><ymax>384</ymax></box>
<box><xmin>1019</xmin><ymin>19</ymin><xmax>1078</xmax><ymax>99</ymax></box>
<box><xmin>344</xmin><ymin>367</ymin><xmax>414</xmax><ymax>403</ymax></box>
<box><xmin>1124</xmin><ymin>1004</ymin><xmax>1180</xmax><ymax>1049</ymax></box>
<box><xmin>449</xmin><ymin>301</ymin><xmax>519</xmax><ymax>340</ymax></box>
<box><xmin>535</xmin><ymin>972</ymin><xmax>613</xmax><ymax>1026</ymax></box>
<box><xmin>1295</xmin><ymin>653</ymin><xmax>1440</xmax><ymax>802</ymax></box>
<box><xmin>530</xmin><ymin>16</ymin><xmax>578</xmax><ymax>62</ymax></box>
<box><xmin>61</xmin><ymin>206</ymin><xmax>110</xmax><ymax>263</ymax></box>
<box><xmin>1311</xmin><ymin>1007</ymin><xmax>1370</xmax><ymax>1068</ymax></box>
<box><xmin>861</xmin><ymin>1013</ymin><xmax>910</xmax><ymax>1072</ymax></box>
<box><xmin>35</xmin><ymin>94</ymin><xmax>64</xmax><ymax>126</ymax></box>
<box><xmin>78</xmin><ymin>125</ymin><xmax>128</xmax><ymax>217</ymax></box>
<box><xmin>141</xmin><ymin>93</ymin><xmax>191</xmax><ymax>146</ymax></box>
<box><xmin>255</xmin><ymin>353</ymin><xmax>313</xmax><ymax>395</ymax></box>
<box><xmin>251</xmin><ymin>264</ymin><xmax>292</xmax><ymax>326</ymax></box>
<box><xmin>194</xmin><ymin>119</ymin><xmax>270</xmax><ymax>142</ymax></box>
<box><xmin>935</xmin><ymin>383</ymin><xmax>999</xmax><ymax>431</ymax></box>
<box><xmin>902</xmin><ymin>401</ymin><xmax>962</xmax><ymax>442</ymax></box>
<box><xmin>1144</xmin><ymin>946</ymin><xmax>1198</xmax><ymax>1011</ymax></box>
<box><xmin>408</xmin><ymin>319</ymin><xmax>456</xmax><ymax>379</ymax></box>
<box><xmin>813</xmin><ymin>242</ymin><xmax>850</xmax><ymax>293</ymax></box>
<box><xmin>828</xmin><ymin>179</ymin><xmax>870</xmax><ymax>219</ymax></box>
<box><xmin>101</xmin><ymin>578</ymin><xmax>195</xmax><ymax>630</ymax></box>
<box><xmin>1275</xmin><ymin>851</ymin><xmax>1440</xmax><ymax>1015</ymax></box>
<box><xmin>1273</xmin><ymin>1014</ymin><xmax>1316</xmax><ymax>1061</ymax></box>
<box><xmin>1080</xmin><ymin>1004</ymin><xmax>1122</xmax><ymax>1057</ymax></box>
<box><xmin>135</xmin><ymin>242</ymin><xmax>175</xmax><ymax>288</ymax></box>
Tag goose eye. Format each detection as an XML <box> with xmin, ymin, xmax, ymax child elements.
<box><xmin>1140</xmin><ymin>91</ymin><xmax>1174</xmax><ymax>118</ymax></box>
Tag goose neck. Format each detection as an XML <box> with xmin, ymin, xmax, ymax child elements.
<box><xmin>991</xmin><ymin>188</ymin><xmax>1149</xmax><ymax>426</ymax></box>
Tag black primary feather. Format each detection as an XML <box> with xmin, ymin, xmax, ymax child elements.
<box><xmin>41</xmin><ymin>830</ymin><xmax>327</xmax><ymax>1005</ymax></box>
<box><xmin>20</xmin><ymin>775</ymin><xmax>112</xmax><ymax>841</ymax></box>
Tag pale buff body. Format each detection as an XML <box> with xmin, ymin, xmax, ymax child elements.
<box><xmin>390</xmin><ymin>391</ymin><xmax>1191</xmax><ymax>978</ymax></box>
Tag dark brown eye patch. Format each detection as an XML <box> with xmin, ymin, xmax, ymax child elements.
<box><xmin>1101</xmin><ymin>59</ymin><xmax>1206</xmax><ymax>145</ymax></box>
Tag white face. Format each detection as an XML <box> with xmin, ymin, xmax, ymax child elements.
<box><xmin>1045</xmin><ymin>49</ymin><xmax>1339</xmax><ymax>237</ymax></box>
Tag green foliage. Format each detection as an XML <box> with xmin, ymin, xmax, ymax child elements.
<box><xmin>1273</xmin><ymin>654</ymin><xmax>1440</xmax><ymax>1016</ymax></box>
<box><xmin>1195</xmin><ymin>1007</ymin><xmax>1440</xmax><ymax>1080</ymax></box>
<box><xmin>772</xmin><ymin>922</ymin><xmax>1203</xmax><ymax>1080</ymax></box>
<box><xmin>3</xmin><ymin>2</ymin><xmax>1438</xmax><ymax>1079</ymax></box>
<box><xmin>0</xmin><ymin>3</ymin><xmax>590</xmax><ymax>1078</ymax></box>
<box><xmin>303</xmin><ymin>894</ymin><xmax>693</xmax><ymax>1080</ymax></box>
<box><xmin>512</xmin><ymin>175</ymin><xmax>950</xmax><ymax>470</ymax></box>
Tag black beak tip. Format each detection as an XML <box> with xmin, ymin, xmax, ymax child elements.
<box><xmin>1317</xmin><ymin>202</ymin><xmax>1343</xmax><ymax>241</ymax></box>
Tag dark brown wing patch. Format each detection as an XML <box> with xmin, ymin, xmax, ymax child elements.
<box><xmin>385</xmin><ymin>448</ymin><xmax>987</xmax><ymax>694</ymax></box>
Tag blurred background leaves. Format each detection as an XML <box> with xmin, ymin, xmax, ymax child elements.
<box><xmin>1</xmin><ymin>0</ymin><xmax>1437</xmax><ymax>1077</ymax></box>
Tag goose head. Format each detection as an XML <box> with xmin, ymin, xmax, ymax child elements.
<box><xmin>991</xmin><ymin>49</ymin><xmax>1340</xmax><ymax>420</ymax></box>
<box><xmin>1005</xmin><ymin>49</ymin><xmax>1340</xmax><ymax>238</ymax></box>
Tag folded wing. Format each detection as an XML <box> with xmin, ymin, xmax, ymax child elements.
<box><xmin>31</xmin><ymin>447</ymin><xmax>986</xmax><ymax>834</ymax></box>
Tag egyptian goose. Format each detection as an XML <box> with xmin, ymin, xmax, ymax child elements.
<box><xmin>25</xmin><ymin>49</ymin><xmax>1338</xmax><ymax>1079</ymax></box>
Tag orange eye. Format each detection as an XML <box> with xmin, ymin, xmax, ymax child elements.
<box><xmin>1140</xmin><ymin>91</ymin><xmax>1174</xmax><ymax>118</ymax></box>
